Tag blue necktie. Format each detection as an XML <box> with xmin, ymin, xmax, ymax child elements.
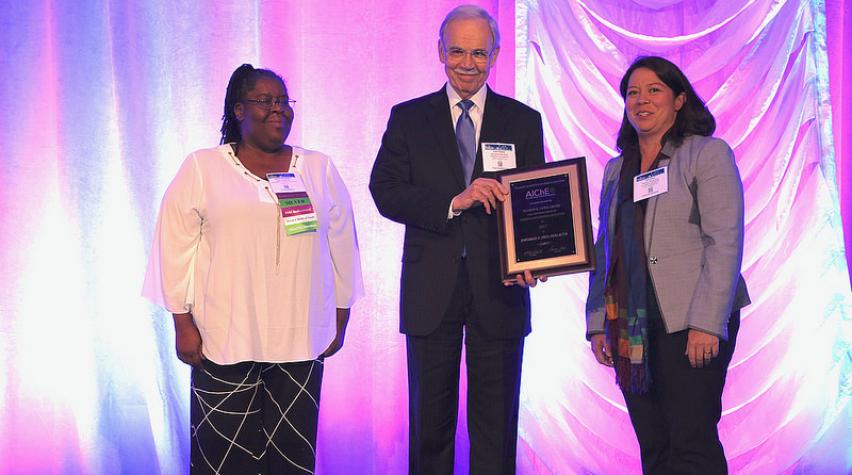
<box><xmin>456</xmin><ymin>100</ymin><xmax>475</xmax><ymax>185</ymax></box>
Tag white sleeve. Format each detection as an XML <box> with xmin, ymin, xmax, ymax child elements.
<box><xmin>324</xmin><ymin>156</ymin><xmax>365</xmax><ymax>308</ymax></box>
<box><xmin>141</xmin><ymin>152</ymin><xmax>204</xmax><ymax>314</ymax></box>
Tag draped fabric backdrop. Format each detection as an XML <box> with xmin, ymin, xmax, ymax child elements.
<box><xmin>0</xmin><ymin>1</ymin><xmax>849</xmax><ymax>474</ymax></box>
<box><xmin>515</xmin><ymin>0</ymin><xmax>851</xmax><ymax>473</ymax></box>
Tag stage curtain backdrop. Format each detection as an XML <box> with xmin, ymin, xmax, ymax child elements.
<box><xmin>0</xmin><ymin>0</ymin><xmax>850</xmax><ymax>474</ymax></box>
<box><xmin>514</xmin><ymin>0</ymin><xmax>851</xmax><ymax>473</ymax></box>
<box><xmin>0</xmin><ymin>1</ymin><xmax>510</xmax><ymax>473</ymax></box>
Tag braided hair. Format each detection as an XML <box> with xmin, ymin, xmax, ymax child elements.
<box><xmin>220</xmin><ymin>64</ymin><xmax>287</xmax><ymax>145</ymax></box>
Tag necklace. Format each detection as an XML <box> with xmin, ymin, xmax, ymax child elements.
<box><xmin>229</xmin><ymin>141</ymin><xmax>282</xmax><ymax>274</ymax></box>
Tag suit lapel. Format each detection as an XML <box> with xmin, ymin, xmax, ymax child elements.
<box><xmin>643</xmin><ymin>152</ymin><xmax>673</xmax><ymax>251</ymax></box>
<box><xmin>644</xmin><ymin>180</ymin><xmax>659</xmax><ymax>252</ymax></box>
<box><xmin>425</xmin><ymin>88</ymin><xmax>466</xmax><ymax>189</ymax></box>
<box><xmin>474</xmin><ymin>87</ymin><xmax>508</xmax><ymax>180</ymax></box>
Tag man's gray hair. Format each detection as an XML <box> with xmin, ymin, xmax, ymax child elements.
<box><xmin>439</xmin><ymin>5</ymin><xmax>500</xmax><ymax>49</ymax></box>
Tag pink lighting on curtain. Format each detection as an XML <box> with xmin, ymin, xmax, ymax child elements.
<box><xmin>826</xmin><ymin>0</ymin><xmax>852</xmax><ymax>286</ymax></box>
<box><xmin>0</xmin><ymin>0</ymin><xmax>849</xmax><ymax>474</ymax></box>
<box><xmin>516</xmin><ymin>0</ymin><xmax>851</xmax><ymax>473</ymax></box>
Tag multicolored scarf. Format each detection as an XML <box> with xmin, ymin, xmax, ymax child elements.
<box><xmin>604</xmin><ymin>149</ymin><xmax>655</xmax><ymax>394</ymax></box>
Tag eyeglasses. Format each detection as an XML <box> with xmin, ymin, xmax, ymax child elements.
<box><xmin>445</xmin><ymin>47</ymin><xmax>492</xmax><ymax>64</ymax></box>
<box><xmin>244</xmin><ymin>97</ymin><xmax>296</xmax><ymax>110</ymax></box>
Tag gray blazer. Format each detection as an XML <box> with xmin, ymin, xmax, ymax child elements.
<box><xmin>586</xmin><ymin>135</ymin><xmax>750</xmax><ymax>340</ymax></box>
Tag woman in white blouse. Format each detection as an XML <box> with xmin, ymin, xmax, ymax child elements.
<box><xmin>143</xmin><ymin>63</ymin><xmax>363</xmax><ymax>474</ymax></box>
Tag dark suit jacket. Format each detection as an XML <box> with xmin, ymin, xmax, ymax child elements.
<box><xmin>369</xmin><ymin>86</ymin><xmax>546</xmax><ymax>338</ymax></box>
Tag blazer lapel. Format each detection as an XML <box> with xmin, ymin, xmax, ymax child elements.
<box><xmin>425</xmin><ymin>88</ymin><xmax>466</xmax><ymax>189</ymax></box>
<box><xmin>644</xmin><ymin>147</ymin><xmax>674</xmax><ymax>251</ymax></box>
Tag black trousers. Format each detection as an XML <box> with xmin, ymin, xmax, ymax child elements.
<box><xmin>623</xmin><ymin>311</ymin><xmax>740</xmax><ymax>475</ymax></box>
<box><xmin>190</xmin><ymin>359</ymin><xmax>324</xmax><ymax>475</ymax></box>
<box><xmin>406</xmin><ymin>261</ymin><xmax>525</xmax><ymax>475</ymax></box>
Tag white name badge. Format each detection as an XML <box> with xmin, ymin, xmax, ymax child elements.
<box><xmin>266</xmin><ymin>172</ymin><xmax>307</xmax><ymax>195</ymax></box>
<box><xmin>482</xmin><ymin>143</ymin><xmax>517</xmax><ymax>172</ymax></box>
<box><xmin>633</xmin><ymin>166</ymin><xmax>668</xmax><ymax>202</ymax></box>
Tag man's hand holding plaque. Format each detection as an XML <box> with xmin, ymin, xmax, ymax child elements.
<box><xmin>451</xmin><ymin>178</ymin><xmax>546</xmax><ymax>288</ymax></box>
<box><xmin>451</xmin><ymin>178</ymin><xmax>507</xmax><ymax>215</ymax></box>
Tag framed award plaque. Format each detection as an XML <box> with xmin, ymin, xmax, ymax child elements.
<box><xmin>495</xmin><ymin>157</ymin><xmax>595</xmax><ymax>281</ymax></box>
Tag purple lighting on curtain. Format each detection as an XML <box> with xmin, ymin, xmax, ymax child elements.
<box><xmin>826</xmin><ymin>0</ymin><xmax>852</xmax><ymax>286</ymax></box>
<box><xmin>0</xmin><ymin>0</ymin><xmax>849</xmax><ymax>474</ymax></box>
<box><xmin>516</xmin><ymin>0</ymin><xmax>851</xmax><ymax>473</ymax></box>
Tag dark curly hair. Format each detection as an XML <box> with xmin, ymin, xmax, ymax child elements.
<box><xmin>220</xmin><ymin>64</ymin><xmax>286</xmax><ymax>144</ymax></box>
<box><xmin>616</xmin><ymin>56</ymin><xmax>715</xmax><ymax>152</ymax></box>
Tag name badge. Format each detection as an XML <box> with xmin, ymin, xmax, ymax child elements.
<box><xmin>633</xmin><ymin>166</ymin><xmax>668</xmax><ymax>202</ymax></box>
<box><xmin>267</xmin><ymin>172</ymin><xmax>307</xmax><ymax>194</ymax></box>
<box><xmin>267</xmin><ymin>172</ymin><xmax>318</xmax><ymax>235</ymax></box>
<box><xmin>482</xmin><ymin>143</ymin><xmax>517</xmax><ymax>172</ymax></box>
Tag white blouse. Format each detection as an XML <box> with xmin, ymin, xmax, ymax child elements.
<box><xmin>142</xmin><ymin>144</ymin><xmax>364</xmax><ymax>364</ymax></box>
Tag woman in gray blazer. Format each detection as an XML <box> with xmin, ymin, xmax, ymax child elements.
<box><xmin>585</xmin><ymin>56</ymin><xmax>750</xmax><ymax>474</ymax></box>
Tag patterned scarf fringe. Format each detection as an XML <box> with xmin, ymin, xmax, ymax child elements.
<box><xmin>614</xmin><ymin>356</ymin><xmax>650</xmax><ymax>394</ymax></box>
<box><xmin>605</xmin><ymin>300</ymin><xmax>652</xmax><ymax>394</ymax></box>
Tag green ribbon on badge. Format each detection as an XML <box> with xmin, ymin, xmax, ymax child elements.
<box><xmin>278</xmin><ymin>192</ymin><xmax>318</xmax><ymax>235</ymax></box>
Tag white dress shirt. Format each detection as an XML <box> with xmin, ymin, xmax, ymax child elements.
<box><xmin>142</xmin><ymin>144</ymin><xmax>364</xmax><ymax>364</ymax></box>
<box><xmin>446</xmin><ymin>82</ymin><xmax>487</xmax><ymax>145</ymax></box>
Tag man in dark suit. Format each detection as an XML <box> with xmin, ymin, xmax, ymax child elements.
<box><xmin>369</xmin><ymin>5</ymin><xmax>546</xmax><ymax>474</ymax></box>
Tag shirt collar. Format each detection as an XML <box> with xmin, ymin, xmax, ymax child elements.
<box><xmin>446</xmin><ymin>83</ymin><xmax>487</xmax><ymax>112</ymax></box>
